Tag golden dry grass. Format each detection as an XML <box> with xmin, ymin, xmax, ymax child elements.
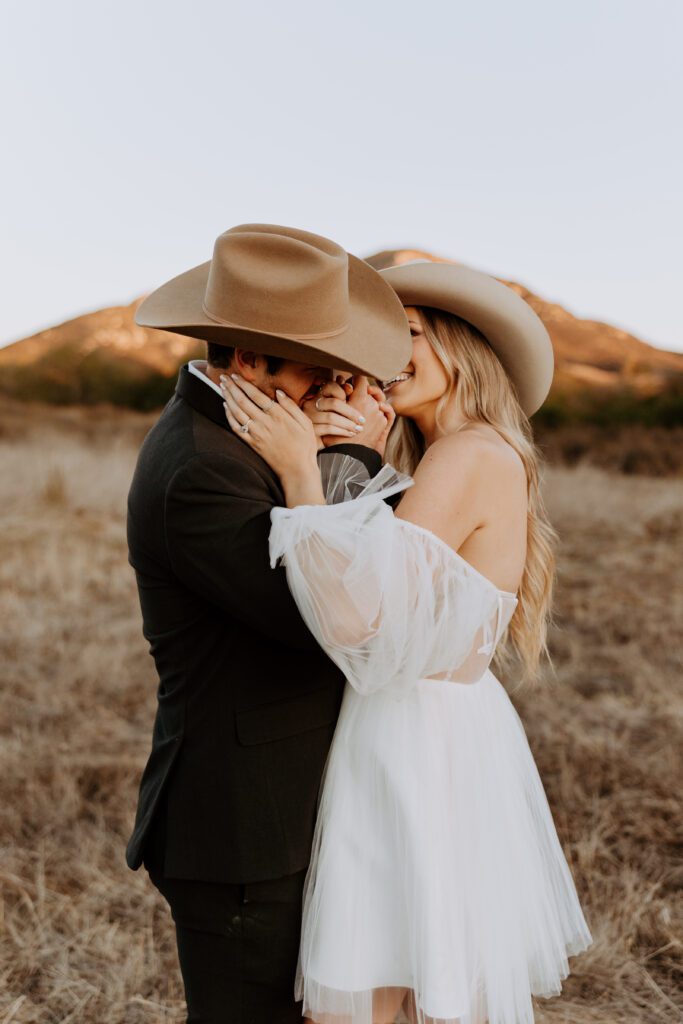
<box><xmin>0</xmin><ymin>401</ymin><xmax>681</xmax><ymax>1023</ymax></box>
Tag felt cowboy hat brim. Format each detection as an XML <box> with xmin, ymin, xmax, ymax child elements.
<box><xmin>379</xmin><ymin>261</ymin><xmax>554</xmax><ymax>416</ymax></box>
<box><xmin>135</xmin><ymin>224</ymin><xmax>412</xmax><ymax>382</ymax></box>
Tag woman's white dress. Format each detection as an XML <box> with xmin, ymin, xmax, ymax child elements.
<box><xmin>268</xmin><ymin>457</ymin><xmax>592</xmax><ymax>1024</ymax></box>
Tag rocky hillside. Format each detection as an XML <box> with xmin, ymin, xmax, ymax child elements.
<box><xmin>366</xmin><ymin>250</ymin><xmax>683</xmax><ymax>398</ymax></box>
<box><xmin>0</xmin><ymin>300</ymin><xmax>202</xmax><ymax>409</ymax></box>
<box><xmin>1</xmin><ymin>250</ymin><xmax>681</xmax><ymax>418</ymax></box>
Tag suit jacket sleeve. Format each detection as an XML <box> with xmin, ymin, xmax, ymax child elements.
<box><xmin>321</xmin><ymin>442</ymin><xmax>382</xmax><ymax>477</ymax></box>
<box><xmin>164</xmin><ymin>445</ymin><xmax>382</xmax><ymax>651</ymax></box>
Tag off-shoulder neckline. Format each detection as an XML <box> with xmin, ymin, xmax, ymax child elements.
<box><xmin>396</xmin><ymin>517</ymin><xmax>519</xmax><ymax>600</ymax></box>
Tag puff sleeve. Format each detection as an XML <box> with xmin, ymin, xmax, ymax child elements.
<box><xmin>269</xmin><ymin>455</ymin><xmax>515</xmax><ymax>697</ymax></box>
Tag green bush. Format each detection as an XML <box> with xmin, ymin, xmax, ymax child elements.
<box><xmin>533</xmin><ymin>384</ymin><xmax>683</xmax><ymax>429</ymax></box>
<box><xmin>0</xmin><ymin>347</ymin><xmax>181</xmax><ymax>411</ymax></box>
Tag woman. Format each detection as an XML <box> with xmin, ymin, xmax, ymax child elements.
<box><xmin>220</xmin><ymin>261</ymin><xmax>593</xmax><ymax>1024</ymax></box>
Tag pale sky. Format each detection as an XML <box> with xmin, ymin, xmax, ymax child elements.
<box><xmin>1</xmin><ymin>0</ymin><xmax>682</xmax><ymax>352</ymax></box>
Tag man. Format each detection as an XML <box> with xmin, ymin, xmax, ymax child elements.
<box><xmin>125</xmin><ymin>223</ymin><xmax>411</xmax><ymax>1022</ymax></box>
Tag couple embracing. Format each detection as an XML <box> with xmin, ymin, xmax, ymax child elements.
<box><xmin>125</xmin><ymin>224</ymin><xmax>592</xmax><ymax>1024</ymax></box>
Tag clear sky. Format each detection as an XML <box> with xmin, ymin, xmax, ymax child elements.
<box><xmin>1</xmin><ymin>0</ymin><xmax>681</xmax><ymax>352</ymax></box>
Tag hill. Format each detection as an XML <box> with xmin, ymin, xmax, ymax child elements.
<box><xmin>0</xmin><ymin>300</ymin><xmax>202</xmax><ymax>410</ymax></box>
<box><xmin>367</xmin><ymin>250</ymin><xmax>683</xmax><ymax>417</ymax></box>
<box><xmin>1</xmin><ymin>250</ymin><xmax>681</xmax><ymax>421</ymax></box>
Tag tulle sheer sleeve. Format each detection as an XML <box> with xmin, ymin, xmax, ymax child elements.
<box><xmin>269</xmin><ymin>454</ymin><xmax>516</xmax><ymax>697</ymax></box>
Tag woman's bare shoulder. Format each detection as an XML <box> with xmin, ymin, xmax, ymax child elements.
<box><xmin>396</xmin><ymin>426</ymin><xmax>520</xmax><ymax>534</ymax></box>
<box><xmin>418</xmin><ymin>424</ymin><xmax>525</xmax><ymax>482</ymax></box>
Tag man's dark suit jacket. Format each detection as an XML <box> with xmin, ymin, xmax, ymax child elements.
<box><xmin>125</xmin><ymin>364</ymin><xmax>382</xmax><ymax>884</ymax></box>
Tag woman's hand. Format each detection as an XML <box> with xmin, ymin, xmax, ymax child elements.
<box><xmin>302</xmin><ymin>376</ymin><xmax>367</xmax><ymax>446</ymax></box>
<box><xmin>304</xmin><ymin>375</ymin><xmax>395</xmax><ymax>455</ymax></box>
<box><xmin>221</xmin><ymin>374</ymin><xmax>325</xmax><ymax>507</ymax></box>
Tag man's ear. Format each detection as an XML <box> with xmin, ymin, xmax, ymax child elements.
<box><xmin>233</xmin><ymin>349</ymin><xmax>267</xmax><ymax>380</ymax></box>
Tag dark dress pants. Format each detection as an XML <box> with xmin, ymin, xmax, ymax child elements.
<box><xmin>144</xmin><ymin>800</ymin><xmax>307</xmax><ymax>1023</ymax></box>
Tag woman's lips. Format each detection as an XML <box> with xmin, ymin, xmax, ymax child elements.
<box><xmin>381</xmin><ymin>372</ymin><xmax>413</xmax><ymax>394</ymax></box>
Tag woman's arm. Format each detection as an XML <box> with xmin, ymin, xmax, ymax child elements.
<box><xmin>221</xmin><ymin>375</ymin><xmax>325</xmax><ymax>507</ymax></box>
<box><xmin>393</xmin><ymin>433</ymin><xmax>487</xmax><ymax>551</ymax></box>
<box><xmin>221</xmin><ymin>374</ymin><xmax>392</xmax><ymax>507</ymax></box>
<box><xmin>268</xmin><ymin>467</ymin><xmax>502</xmax><ymax>697</ymax></box>
<box><xmin>220</xmin><ymin>383</ymin><xmax>507</xmax><ymax>695</ymax></box>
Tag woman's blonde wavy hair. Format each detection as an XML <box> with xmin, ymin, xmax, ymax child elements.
<box><xmin>384</xmin><ymin>306</ymin><xmax>557</xmax><ymax>685</ymax></box>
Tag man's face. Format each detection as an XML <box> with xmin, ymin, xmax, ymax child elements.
<box><xmin>212</xmin><ymin>350</ymin><xmax>347</xmax><ymax>407</ymax></box>
<box><xmin>264</xmin><ymin>359</ymin><xmax>335</xmax><ymax>407</ymax></box>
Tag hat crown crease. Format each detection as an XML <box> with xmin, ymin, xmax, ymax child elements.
<box><xmin>203</xmin><ymin>230</ymin><xmax>350</xmax><ymax>339</ymax></box>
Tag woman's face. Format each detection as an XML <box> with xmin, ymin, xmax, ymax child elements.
<box><xmin>380</xmin><ymin>306</ymin><xmax>451</xmax><ymax>417</ymax></box>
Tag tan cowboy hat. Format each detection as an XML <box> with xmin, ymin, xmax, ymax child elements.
<box><xmin>379</xmin><ymin>261</ymin><xmax>554</xmax><ymax>416</ymax></box>
<box><xmin>135</xmin><ymin>223</ymin><xmax>412</xmax><ymax>381</ymax></box>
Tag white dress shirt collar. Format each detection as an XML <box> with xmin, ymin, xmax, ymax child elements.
<box><xmin>188</xmin><ymin>359</ymin><xmax>224</xmax><ymax>399</ymax></box>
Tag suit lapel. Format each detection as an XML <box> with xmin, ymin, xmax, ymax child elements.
<box><xmin>176</xmin><ymin>362</ymin><xmax>230</xmax><ymax>431</ymax></box>
<box><xmin>175</xmin><ymin>363</ymin><xmax>284</xmax><ymax>496</ymax></box>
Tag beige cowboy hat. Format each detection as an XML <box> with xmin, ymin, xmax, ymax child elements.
<box><xmin>135</xmin><ymin>223</ymin><xmax>412</xmax><ymax>381</ymax></box>
<box><xmin>379</xmin><ymin>261</ymin><xmax>554</xmax><ymax>416</ymax></box>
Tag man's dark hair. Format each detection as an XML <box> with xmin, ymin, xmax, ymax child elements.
<box><xmin>206</xmin><ymin>342</ymin><xmax>284</xmax><ymax>376</ymax></box>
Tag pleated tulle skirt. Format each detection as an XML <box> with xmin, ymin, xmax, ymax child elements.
<box><xmin>295</xmin><ymin>671</ymin><xmax>593</xmax><ymax>1024</ymax></box>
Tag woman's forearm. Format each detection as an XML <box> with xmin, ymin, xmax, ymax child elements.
<box><xmin>282</xmin><ymin>459</ymin><xmax>326</xmax><ymax>508</ymax></box>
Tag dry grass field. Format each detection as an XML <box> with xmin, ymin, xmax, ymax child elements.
<box><xmin>1</xmin><ymin>399</ymin><xmax>681</xmax><ymax>1024</ymax></box>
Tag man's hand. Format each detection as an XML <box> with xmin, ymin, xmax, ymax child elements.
<box><xmin>303</xmin><ymin>375</ymin><xmax>394</xmax><ymax>454</ymax></box>
<box><xmin>301</xmin><ymin>377</ymin><xmax>366</xmax><ymax>448</ymax></box>
<box><xmin>367</xmin><ymin>383</ymin><xmax>396</xmax><ymax>459</ymax></box>
<box><xmin>344</xmin><ymin>376</ymin><xmax>395</xmax><ymax>455</ymax></box>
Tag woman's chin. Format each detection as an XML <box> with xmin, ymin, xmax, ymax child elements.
<box><xmin>382</xmin><ymin>377</ymin><xmax>419</xmax><ymax>416</ymax></box>
<box><xmin>386</xmin><ymin>394</ymin><xmax>411</xmax><ymax>416</ymax></box>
